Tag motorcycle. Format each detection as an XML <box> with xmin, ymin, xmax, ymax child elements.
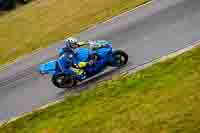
<box><xmin>38</xmin><ymin>47</ymin><xmax>128</xmax><ymax>88</ymax></box>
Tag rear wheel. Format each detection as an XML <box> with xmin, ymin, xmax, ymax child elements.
<box><xmin>111</xmin><ymin>50</ymin><xmax>128</xmax><ymax>67</ymax></box>
<box><xmin>51</xmin><ymin>74</ymin><xmax>77</xmax><ymax>88</ymax></box>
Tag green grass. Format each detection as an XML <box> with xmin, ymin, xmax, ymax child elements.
<box><xmin>1</xmin><ymin>44</ymin><xmax>200</xmax><ymax>133</ymax></box>
<box><xmin>0</xmin><ymin>0</ymin><xmax>148</xmax><ymax>65</ymax></box>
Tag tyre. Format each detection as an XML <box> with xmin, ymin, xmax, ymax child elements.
<box><xmin>0</xmin><ymin>0</ymin><xmax>16</xmax><ymax>10</ymax></box>
<box><xmin>51</xmin><ymin>74</ymin><xmax>77</xmax><ymax>88</ymax></box>
<box><xmin>110</xmin><ymin>50</ymin><xmax>128</xmax><ymax>67</ymax></box>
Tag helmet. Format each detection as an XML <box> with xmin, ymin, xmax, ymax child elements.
<box><xmin>64</xmin><ymin>37</ymin><xmax>79</xmax><ymax>48</ymax></box>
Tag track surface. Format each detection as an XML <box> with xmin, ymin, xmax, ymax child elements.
<box><xmin>0</xmin><ymin>0</ymin><xmax>200</xmax><ymax>121</ymax></box>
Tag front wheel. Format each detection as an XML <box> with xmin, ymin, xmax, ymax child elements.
<box><xmin>51</xmin><ymin>74</ymin><xmax>77</xmax><ymax>88</ymax></box>
<box><xmin>110</xmin><ymin>50</ymin><xmax>128</xmax><ymax>67</ymax></box>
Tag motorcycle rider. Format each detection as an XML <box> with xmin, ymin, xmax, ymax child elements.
<box><xmin>60</xmin><ymin>37</ymin><xmax>87</xmax><ymax>79</ymax></box>
<box><xmin>61</xmin><ymin>37</ymin><xmax>112</xmax><ymax>79</ymax></box>
<box><xmin>62</xmin><ymin>37</ymin><xmax>112</xmax><ymax>61</ymax></box>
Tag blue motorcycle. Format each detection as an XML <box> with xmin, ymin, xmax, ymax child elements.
<box><xmin>39</xmin><ymin>47</ymin><xmax>128</xmax><ymax>88</ymax></box>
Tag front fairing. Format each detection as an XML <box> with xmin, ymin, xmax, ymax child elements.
<box><xmin>39</xmin><ymin>60</ymin><xmax>58</xmax><ymax>75</ymax></box>
<box><xmin>39</xmin><ymin>54</ymin><xmax>73</xmax><ymax>75</ymax></box>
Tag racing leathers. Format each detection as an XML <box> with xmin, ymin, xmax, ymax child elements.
<box><xmin>61</xmin><ymin>40</ymin><xmax>112</xmax><ymax>79</ymax></box>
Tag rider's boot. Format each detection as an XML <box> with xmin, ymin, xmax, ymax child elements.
<box><xmin>71</xmin><ymin>67</ymin><xmax>87</xmax><ymax>80</ymax></box>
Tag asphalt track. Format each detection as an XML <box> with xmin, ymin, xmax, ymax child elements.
<box><xmin>1</xmin><ymin>0</ymin><xmax>200</xmax><ymax>121</ymax></box>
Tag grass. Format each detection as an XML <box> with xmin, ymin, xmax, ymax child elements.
<box><xmin>1</xmin><ymin>44</ymin><xmax>200</xmax><ymax>133</ymax></box>
<box><xmin>0</xmin><ymin>0</ymin><xmax>148</xmax><ymax>65</ymax></box>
